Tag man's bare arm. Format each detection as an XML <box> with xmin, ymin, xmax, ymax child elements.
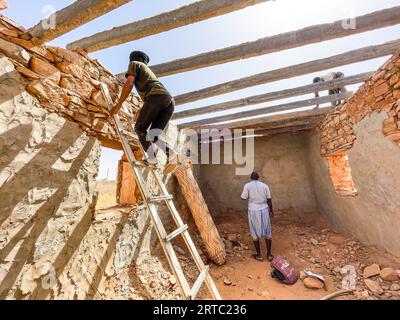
<box><xmin>267</xmin><ymin>198</ymin><xmax>274</xmax><ymax>217</ymax></box>
<box><xmin>110</xmin><ymin>75</ymin><xmax>135</xmax><ymax>115</ymax></box>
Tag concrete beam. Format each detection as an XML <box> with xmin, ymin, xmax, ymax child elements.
<box><xmin>136</xmin><ymin>6</ymin><xmax>400</xmax><ymax>77</ymax></box>
<box><xmin>29</xmin><ymin>0</ymin><xmax>132</xmax><ymax>42</ymax></box>
<box><xmin>67</xmin><ymin>0</ymin><xmax>270</xmax><ymax>52</ymax></box>
<box><xmin>174</xmin><ymin>39</ymin><xmax>400</xmax><ymax>105</ymax></box>
<box><xmin>173</xmin><ymin>72</ymin><xmax>370</xmax><ymax>120</ymax></box>
<box><xmin>178</xmin><ymin>92</ymin><xmax>351</xmax><ymax>129</ymax></box>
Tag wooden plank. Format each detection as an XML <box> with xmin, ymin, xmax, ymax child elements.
<box><xmin>220</xmin><ymin>108</ymin><xmax>329</xmax><ymax>130</ymax></box>
<box><xmin>178</xmin><ymin>92</ymin><xmax>350</xmax><ymax>129</ymax></box>
<box><xmin>198</xmin><ymin>125</ymin><xmax>315</xmax><ymax>143</ymax></box>
<box><xmin>67</xmin><ymin>0</ymin><xmax>270</xmax><ymax>52</ymax></box>
<box><xmin>173</xmin><ymin>72</ymin><xmax>370</xmax><ymax>120</ymax></box>
<box><xmin>174</xmin><ymin>39</ymin><xmax>400</xmax><ymax>105</ymax></box>
<box><xmin>29</xmin><ymin>0</ymin><xmax>132</xmax><ymax>42</ymax></box>
<box><xmin>139</xmin><ymin>6</ymin><xmax>400</xmax><ymax>77</ymax></box>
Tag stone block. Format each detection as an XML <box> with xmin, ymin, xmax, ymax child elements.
<box><xmin>29</xmin><ymin>57</ymin><xmax>60</xmax><ymax>84</ymax></box>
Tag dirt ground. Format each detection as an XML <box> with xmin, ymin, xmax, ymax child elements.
<box><xmin>95</xmin><ymin>180</ymin><xmax>400</xmax><ymax>300</ymax></box>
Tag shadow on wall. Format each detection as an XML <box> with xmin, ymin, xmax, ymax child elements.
<box><xmin>0</xmin><ymin>70</ymin><xmax>21</xmax><ymax>106</ymax></box>
<box><xmin>0</xmin><ymin>122</ymin><xmax>96</xmax><ymax>298</ymax></box>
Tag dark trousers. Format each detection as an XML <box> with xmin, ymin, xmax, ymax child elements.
<box><xmin>134</xmin><ymin>94</ymin><xmax>175</xmax><ymax>158</ymax></box>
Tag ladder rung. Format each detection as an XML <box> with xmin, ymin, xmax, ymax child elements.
<box><xmin>131</xmin><ymin>160</ymin><xmax>157</xmax><ymax>169</ymax></box>
<box><xmin>120</xmin><ymin>109</ymin><xmax>135</xmax><ymax>120</ymax></box>
<box><xmin>148</xmin><ymin>195</ymin><xmax>174</xmax><ymax>203</ymax></box>
<box><xmin>121</xmin><ymin>129</ymin><xmax>138</xmax><ymax>140</ymax></box>
<box><xmin>189</xmin><ymin>266</ymin><xmax>210</xmax><ymax>300</ymax></box>
<box><xmin>165</xmin><ymin>224</ymin><xmax>188</xmax><ymax>242</ymax></box>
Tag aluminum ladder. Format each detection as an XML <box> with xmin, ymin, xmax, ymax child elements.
<box><xmin>100</xmin><ymin>83</ymin><xmax>221</xmax><ymax>300</ymax></box>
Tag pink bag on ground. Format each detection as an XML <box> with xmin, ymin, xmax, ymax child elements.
<box><xmin>270</xmin><ymin>256</ymin><xmax>299</xmax><ymax>285</ymax></box>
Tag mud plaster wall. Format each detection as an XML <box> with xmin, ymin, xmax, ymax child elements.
<box><xmin>307</xmin><ymin>112</ymin><xmax>400</xmax><ymax>257</ymax></box>
<box><xmin>312</xmin><ymin>51</ymin><xmax>400</xmax><ymax>257</ymax></box>
<box><xmin>0</xmin><ymin>55</ymin><xmax>180</xmax><ymax>299</ymax></box>
<box><xmin>198</xmin><ymin>133</ymin><xmax>318</xmax><ymax>216</ymax></box>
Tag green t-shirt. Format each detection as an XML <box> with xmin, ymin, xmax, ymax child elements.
<box><xmin>125</xmin><ymin>61</ymin><xmax>171</xmax><ymax>101</ymax></box>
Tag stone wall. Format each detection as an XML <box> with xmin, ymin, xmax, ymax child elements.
<box><xmin>310</xmin><ymin>51</ymin><xmax>400</xmax><ymax>257</ymax></box>
<box><xmin>0</xmin><ymin>14</ymin><xmax>142</xmax><ymax>150</ymax></box>
<box><xmin>319</xmin><ymin>50</ymin><xmax>400</xmax><ymax>156</ymax></box>
<box><xmin>307</xmin><ymin>114</ymin><xmax>400</xmax><ymax>257</ymax></box>
<box><xmin>0</xmin><ymin>15</ymin><xmax>180</xmax><ymax>299</ymax></box>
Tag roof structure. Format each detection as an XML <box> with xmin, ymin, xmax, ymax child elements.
<box><xmin>21</xmin><ymin>1</ymin><xmax>400</xmax><ymax>136</ymax></box>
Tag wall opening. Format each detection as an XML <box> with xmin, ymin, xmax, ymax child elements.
<box><xmin>326</xmin><ymin>152</ymin><xmax>358</xmax><ymax>197</ymax></box>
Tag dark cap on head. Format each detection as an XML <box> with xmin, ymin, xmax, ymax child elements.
<box><xmin>251</xmin><ymin>172</ymin><xmax>259</xmax><ymax>180</ymax></box>
<box><xmin>313</xmin><ymin>77</ymin><xmax>321</xmax><ymax>83</ymax></box>
<box><xmin>129</xmin><ymin>51</ymin><xmax>150</xmax><ymax>65</ymax></box>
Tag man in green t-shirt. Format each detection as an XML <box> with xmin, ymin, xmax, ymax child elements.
<box><xmin>111</xmin><ymin>51</ymin><xmax>177</xmax><ymax>174</ymax></box>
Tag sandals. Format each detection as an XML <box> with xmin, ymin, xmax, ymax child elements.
<box><xmin>253</xmin><ymin>254</ymin><xmax>264</xmax><ymax>262</ymax></box>
<box><xmin>267</xmin><ymin>254</ymin><xmax>274</xmax><ymax>262</ymax></box>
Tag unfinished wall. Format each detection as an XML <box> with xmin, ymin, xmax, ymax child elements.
<box><xmin>311</xmin><ymin>51</ymin><xmax>400</xmax><ymax>257</ymax></box>
<box><xmin>0</xmin><ymin>15</ymin><xmax>142</xmax><ymax>150</ymax></box>
<box><xmin>199</xmin><ymin>133</ymin><xmax>318</xmax><ymax>216</ymax></box>
<box><xmin>308</xmin><ymin>112</ymin><xmax>400</xmax><ymax>256</ymax></box>
<box><xmin>0</xmin><ymin>15</ymin><xmax>180</xmax><ymax>299</ymax></box>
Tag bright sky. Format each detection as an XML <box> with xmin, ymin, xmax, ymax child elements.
<box><xmin>4</xmin><ymin>0</ymin><xmax>400</xmax><ymax>180</ymax></box>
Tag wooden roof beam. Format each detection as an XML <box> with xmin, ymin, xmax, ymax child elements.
<box><xmin>29</xmin><ymin>0</ymin><xmax>132</xmax><ymax>42</ymax></box>
<box><xmin>133</xmin><ymin>6</ymin><xmax>400</xmax><ymax>77</ymax></box>
<box><xmin>173</xmin><ymin>72</ymin><xmax>370</xmax><ymax>120</ymax></box>
<box><xmin>217</xmin><ymin>108</ymin><xmax>329</xmax><ymax>131</ymax></box>
<box><xmin>174</xmin><ymin>39</ymin><xmax>400</xmax><ymax>105</ymax></box>
<box><xmin>178</xmin><ymin>92</ymin><xmax>351</xmax><ymax>129</ymax></box>
<box><xmin>67</xmin><ymin>0</ymin><xmax>271</xmax><ymax>52</ymax></box>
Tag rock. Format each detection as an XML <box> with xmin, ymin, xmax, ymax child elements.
<box><xmin>16</xmin><ymin>66</ymin><xmax>40</xmax><ymax>79</ymax></box>
<box><xmin>223</xmin><ymin>239</ymin><xmax>233</xmax><ymax>251</ymax></box>
<box><xmin>48</xmin><ymin>46</ymin><xmax>86</xmax><ymax>67</ymax></box>
<box><xmin>303</xmin><ymin>277</ymin><xmax>324</xmax><ymax>289</ymax></box>
<box><xmin>363</xmin><ymin>264</ymin><xmax>380</xmax><ymax>278</ymax></box>
<box><xmin>226</xmin><ymin>233</ymin><xmax>238</xmax><ymax>242</ymax></box>
<box><xmin>364</xmin><ymin>279</ymin><xmax>383</xmax><ymax>295</ymax></box>
<box><xmin>0</xmin><ymin>38</ymin><xmax>30</xmax><ymax>66</ymax></box>
<box><xmin>60</xmin><ymin>76</ymin><xmax>93</xmax><ymax>99</ymax></box>
<box><xmin>173</xmin><ymin>245</ymin><xmax>186</xmax><ymax>256</ymax></box>
<box><xmin>56</xmin><ymin>61</ymin><xmax>90</xmax><ymax>80</ymax></box>
<box><xmin>0</xmin><ymin>27</ymin><xmax>19</xmax><ymax>38</ymax></box>
<box><xmin>380</xmin><ymin>268</ymin><xmax>399</xmax><ymax>281</ymax></box>
<box><xmin>29</xmin><ymin>57</ymin><xmax>60</xmax><ymax>84</ymax></box>
<box><xmin>223</xmin><ymin>278</ymin><xmax>232</xmax><ymax>286</ymax></box>
<box><xmin>390</xmin><ymin>283</ymin><xmax>400</xmax><ymax>291</ymax></box>
<box><xmin>299</xmin><ymin>271</ymin><xmax>307</xmax><ymax>280</ymax></box>
<box><xmin>169</xmin><ymin>276</ymin><xmax>177</xmax><ymax>286</ymax></box>
<box><xmin>11</xmin><ymin>38</ymin><xmax>54</xmax><ymax>62</ymax></box>
<box><xmin>329</xmin><ymin>235</ymin><xmax>346</xmax><ymax>245</ymax></box>
<box><xmin>0</xmin><ymin>1</ymin><xmax>9</xmax><ymax>9</ymax></box>
<box><xmin>27</xmin><ymin>79</ymin><xmax>70</xmax><ymax>106</ymax></box>
<box><xmin>91</xmin><ymin>90</ymin><xmax>108</xmax><ymax>109</ymax></box>
<box><xmin>247</xmin><ymin>275</ymin><xmax>253</xmax><ymax>279</ymax></box>
<box><xmin>310</xmin><ymin>238</ymin><xmax>319</xmax><ymax>246</ymax></box>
